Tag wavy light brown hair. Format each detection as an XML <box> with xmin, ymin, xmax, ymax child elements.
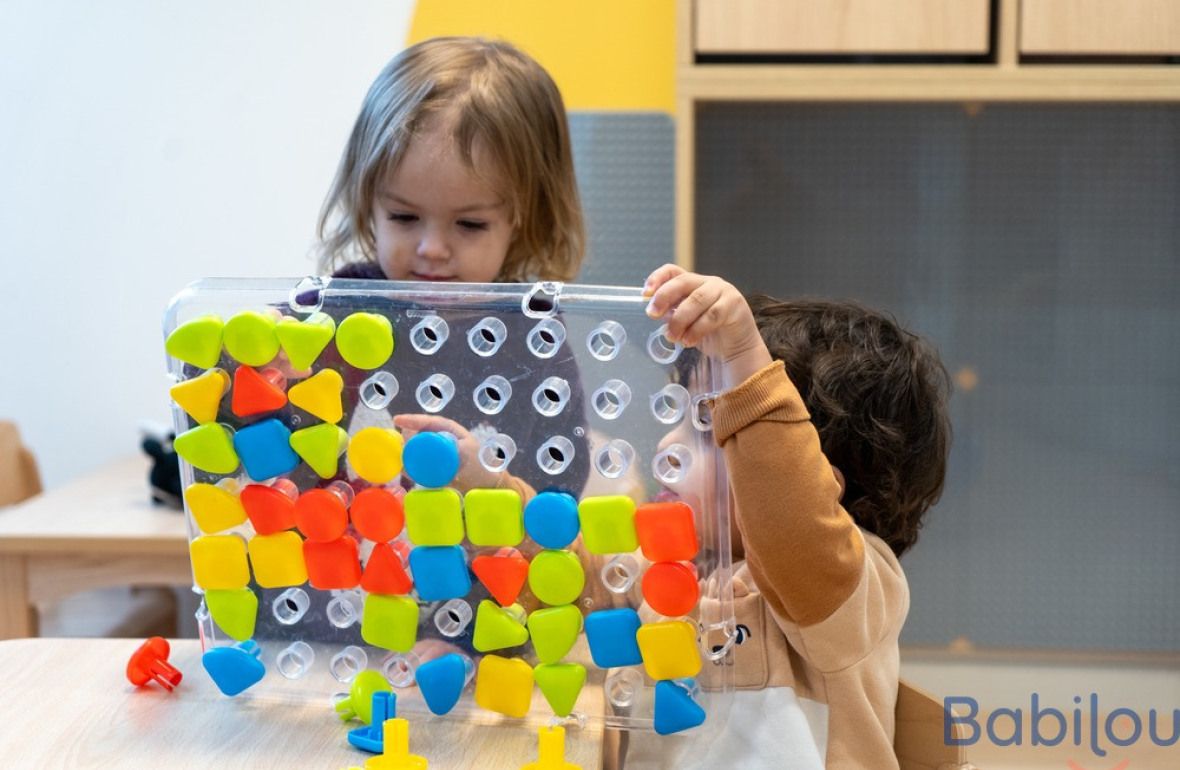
<box><xmin>317</xmin><ymin>37</ymin><xmax>585</xmax><ymax>281</ymax></box>
<box><xmin>747</xmin><ymin>295</ymin><xmax>952</xmax><ymax>557</ymax></box>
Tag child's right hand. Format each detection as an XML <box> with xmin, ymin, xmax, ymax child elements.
<box><xmin>643</xmin><ymin>264</ymin><xmax>772</xmax><ymax>388</ymax></box>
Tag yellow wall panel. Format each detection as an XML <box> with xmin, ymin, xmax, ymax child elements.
<box><xmin>409</xmin><ymin>0</ymin><xmax>675</xmax><ymax>113</ymax></box>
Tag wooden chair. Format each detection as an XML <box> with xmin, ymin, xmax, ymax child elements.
<box><xmin>0</xmin><ymin>421</ymin><xmax>42</xmax><ymax>507</ymax></box>
<box><xmin>896</xmin><ymin>679</ymin><xmax>975</xmax><ymax>770</ymax></box>
<box><xmin>0</xmin><ymin>421</ymin><xmax>178</xmax><ymax>638</ymax></box>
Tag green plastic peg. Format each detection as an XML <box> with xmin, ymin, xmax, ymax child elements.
<box><xmin>336</xmin><ymin>312</ymin><xmax>394</xmax><ymax>370</ymax></box>
<box><xmin>577</xmin><ymin>496</ymin><xmax>638</xmax><ymax>554</ymax></box>
<box><xmin>361</xmin><ymin>594</ymin><xmax>419</xmax><ymax>652</ymax></box>
<box><xmin>276</xmin><ymin>312</ymin><xmax>336</xmax><ymax>370</ymax></box>
<box><xmin>533</xmin><ymin>663</ymin><xmax>587</xmax><ymax>718</ymax></box>
<box><xmin>527</xmin><ymin>605</ymin><xmax>582</xmax><ymax>664</ymax></box>
<box><xmin>204</xmin><ymin>588</ymin><xmax>258</xmax><ymax>642</ymax></box>
<box><xmin>527</xmin><ymin>550</ymin><xmax>585</xmax><ymax>606</ymax></box>
<box><xmin>289</xmin><ymin>423</ymin><xmax>349</xmax><ymax>478</ymax></box>
<box><xmin>473</xmin><ymin>599</ymin><xmax>530</xmax><ymax>652</ymax></box>
<box><xmin>223</xmin><ymin>311</ymin><xmax>280</xmax><ymax>367</ymax></box>
<box><xmin>174</xmin><ymin>423</ymin><xmax>239</xmax><ymax>474</ymax></box>
<box><xmin>464</xmin><ymin>488</ymin><xmax>524</xmax><ymax>546</ymax></box>
<box><xmin>166</xmin><ymin>315</ymin><xmax>224</xmax><ymax>369</ymax></box>
<box><xmin>405</xmin><ymin>488</ymin><xmax>464</xmax><ymax>546</ymax></box>
<box><xmin>335</xmin><ymin>670</ymin><xmax>392</xmax><ymax>724</ymax></box>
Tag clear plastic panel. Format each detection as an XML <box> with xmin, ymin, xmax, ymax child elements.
<box><xmin>164</xmin><ymin>278</ymin><xmax>734</xmax><ymax>734</ymax></box>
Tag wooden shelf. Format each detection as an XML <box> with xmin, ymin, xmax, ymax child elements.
<box><xmin>679</xmin><ymin>64</ymin><xmax>1180</xmax><ymax>102</ymax></box>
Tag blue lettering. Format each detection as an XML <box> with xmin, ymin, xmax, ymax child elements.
<box><xmin>1105</xmin><ymin>707</ymin><xmax>1143</xmax><ymax>747</ymax></box>
<box><xmin>945</xmin><ymin>697</ymin><xmax>979</xmax><ymax>746</ymax></box>
<box><xmin>1089</xmin><ymin>693</ymin><xmax>1106</xmax><ymax>757</ymax></box>
<box><xmin>1149</xmin><ymin>709</ymin><xmax>1180</xmax><ymax>747</ymax></box>
<box><xmin>1031</xmin><ymin>693</ymin><xmax>1066</xmax><ymax>746</ymax></box>
<box><xmin>987</xmin><ymin>707</ymin><xmax>1023</xmax><ymax>747</ymax></box>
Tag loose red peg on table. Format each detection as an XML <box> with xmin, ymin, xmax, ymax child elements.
<box><xmin>126</xmin><ymin>637</ymin><xmax>183</xmax><ymax>691</ymax></box>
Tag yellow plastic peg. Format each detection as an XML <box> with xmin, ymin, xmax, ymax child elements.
<box><xmin>287</xmin><ymin>368</ymin><xmax>344</xmax><ymax>423</ymax></box>
<box><xmin>474</xmin><ymin>655</ymin><xmax>534</xmax><ymax>718</ymax></box>
<box><xmin>521</xmin><ymin>726</ymin><xmax>581</xmax><ymax>770</ymax></box>
<box><xmin>170</xmin><ymin>368</ymin><xmax>230</xmax><ymax>424</ymax></box>
<box><xmin>364</xmin><ymin>718</ymin><xmax>428</xmax><ymax>770</ymax></box>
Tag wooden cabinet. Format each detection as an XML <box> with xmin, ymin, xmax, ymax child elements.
<box><xmin>1021</xmin><ymin>0</ymin><xmax>1180</xmax><ymax>56</ymax></box>
<box><xmin>695</xmin><ymin>0</ymin><xmax>992</xmax><ymax>55</ymax></box>
<box><xmin>675</xmin><ymin>0</ymin><xmax>1180</xmax><ymax>268</ymax></box>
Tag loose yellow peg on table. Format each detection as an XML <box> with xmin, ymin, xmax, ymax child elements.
<box><xmin>521</xmin><ymin>725</ymin><xmax>580</xmax><ymax>770</ymax></box>
<box><xmin>364</xmin><ymin>718</ymin><xmax>428</xmax><ymax>770</ymax></box>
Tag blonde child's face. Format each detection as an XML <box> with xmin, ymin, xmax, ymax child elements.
<box><xmin>372</xmin><ymin>122</ymin><xmax>514</xmax><ymax>283</ymax></box>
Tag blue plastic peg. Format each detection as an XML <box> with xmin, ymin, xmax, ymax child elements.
<box><xmin>201</xmin><ymin>640</ymin><xmax>265</xmax><ymax>696</ymax></box>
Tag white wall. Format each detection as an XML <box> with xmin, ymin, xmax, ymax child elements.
<box><xmin>0</xmin><ymin>1</ymin><xmax>416</xmax><ymax>487</ymax></box>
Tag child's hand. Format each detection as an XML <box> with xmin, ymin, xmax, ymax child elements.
<box><xmin>643</xmin><ymin>264</ymin><xmax>772</xmax><ymax>387</ymax></box>
<box><xmin>392</xmin><ymin>413</ymin><xmax>502</xmax><ymax>492</ymax></box>
<box><xmin>268</xmin><ymin>349</ymin><xmax>312</xmax><ymax>381</ymax></box>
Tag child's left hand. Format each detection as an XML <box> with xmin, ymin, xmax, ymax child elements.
<box><xmin>643</xmin><ymin>264</ymin><xmax>772</xmax><ymax>387</ymax></box>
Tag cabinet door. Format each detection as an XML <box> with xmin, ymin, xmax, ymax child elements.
<box><xmin>694</xmin><ymin>0</ymin><xmax>991</xmax><ymax>55</ymax></box>
<box><xmin>1021</xmin><ymin>0</ymin><xmax>1180</xmax><ymax>56</ymax></box>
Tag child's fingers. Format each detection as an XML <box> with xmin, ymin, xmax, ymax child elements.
<box><xmin>270</xmin><ymin>350</ymin><xmax>311</xmax><ymax>380</ymax></box>
<box><xmin>665</xmin><ymin>280</ymin><xmax>725</xmax><ymax>344</ymax></box>
<box><xmin>392</xmin><ymin>413</ymin><xmax>471</xmax><ymax>439</ymax></box>
<box><xmin>642</xmin><ymin>263</ymin><xmax>685</xmax><ymax>297</ymax></box>
<box><xmin>679</xmin><ymin>287</ymin><xmax>744</xmax><ymax>347</ymax></box>
<box><xmin>645</xmin><ymin>271</ymin><xmax>707</xmax><ymax>320</ymax></box>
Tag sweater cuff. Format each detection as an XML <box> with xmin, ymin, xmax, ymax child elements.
<box><xmin>712</xmin><ymin>360</ymin><xmax>811</xmax><ymax>444</ymax></box>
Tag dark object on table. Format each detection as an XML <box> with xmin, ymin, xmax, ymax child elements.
<box><xmin>142</xmin><ymin>431</ymin><xmax>182</xmax><ymax>509</ymax></box>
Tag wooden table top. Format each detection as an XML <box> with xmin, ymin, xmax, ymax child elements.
<box><xmin>0</xmin><ymin>456</ymin><xmax>188</xmax><ymax>555</ymax></box>
<box><xmin>0</xmin><ymin>637</ymin><xmax>603</xmax><ymax>769</ymax></box>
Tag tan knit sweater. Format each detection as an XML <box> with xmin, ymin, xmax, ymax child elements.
<box><xmin>622</xmin><ymin>360</ymin><xmax>909</xmax><ymax>768</ymax></box>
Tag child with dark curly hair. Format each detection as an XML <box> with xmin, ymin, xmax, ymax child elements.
<box><xmin>623</xmin><ymin>266</ymin><xmax>952</xmax><ymax>769</ymax></box>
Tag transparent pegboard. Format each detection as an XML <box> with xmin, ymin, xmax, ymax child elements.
<box><xmin>163</xmin><ymin>278</ymin><xmax>736</xmax><ymax>733</ymax></box>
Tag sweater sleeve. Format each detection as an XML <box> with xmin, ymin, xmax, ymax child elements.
<box><xmin>711</xmin><ymin>360</ymin><xmax>864</xmax><ymax>629</ymax></box>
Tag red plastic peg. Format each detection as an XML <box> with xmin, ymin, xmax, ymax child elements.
<box><xmin>362</xmin><ymin>541</ymin><xmax>414</xmax><ymax>594</ymax></box>
<box><xmin>241</xmin><ymin>479</ymin><xmax>299</xmax><ymax>534</ymax></box>
<box><xmin>635</xmin><ymin>501</ymin><xmax>699</xmax><ymax>562</ymax></box>
<box><xmin>351</xmin><ymin>487</ymin><xmax>405</xmax><ymax>543</ymax></box>
<box><xmin>126</xmin><ymin>637</ymin><xmax>183</xmax><ymax>691</ymax></box>
<box><xmin>295</xmin><ymin>487</ymin><xmax>350</xmax><ymax>543</ymax></box>
<box><xmin>304</xmin><ymin>535</ymin><xmax>362</xmax><ymax>589</ymax></box>
<box><xmin>231</xmin><ymin>365</ymin><xmax>288</xmax><ymax>417</ymax></box>
<box><xmin>641</xmin><ymin>561</ymin><xmax>701</xmax><ymax>618</ymax></box>
<box><xmin>471</xmin><ymin>548</ymin><xmax>530</xmax><ymax>607</ymax></box>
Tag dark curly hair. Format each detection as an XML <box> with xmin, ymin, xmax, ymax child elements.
<box><xmin>746</xmin><ymin>295</ymin><xmax>952</xmax><ymax>557</ymax></box>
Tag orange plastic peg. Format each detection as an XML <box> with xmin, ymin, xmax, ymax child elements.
<box><xmin>471</xmin><ymin>549</ymin><xmax>530</xmax><ymax>607</ymax></box>
<box><xmin>351</xmin><ymin>487</ymin><xmax>405</xmax><ymax>543</ymax></box>
<box><xmin>634</xmin><ymin>501</ymin><xmax>699</xmax><ymax>562</ymax></box>
<box><xmin>362</xmin><ymin>542</ymin><xmax>414</xmax><ymax>595</ymax></box>
<box><xmin>304</xmin><ymin>535</ymin><xmax>362</xmax><ymax>590</ymax></box>
<box><xmin>231</xmin><ymin>365</ymin><xmax>288</xmax><ymax>417</ymax></box>
<box><xmin>241</xmin><ymin>479</ymin><xmax>299</xmax><ymax>534</ymax></box>
<box><xmin>641</xmin><ymin>562</ymin><xmax>700</xmax><ymax>618</ymax></box>
<box><xmin>126</xmin><ymin>637</ymin><xmax>183</xmax><ymax>691</ymax></box>
<box><xmin>295</xmin><ymin>485</ymin><xmax>351</xmax><ymax>542</ymax></box>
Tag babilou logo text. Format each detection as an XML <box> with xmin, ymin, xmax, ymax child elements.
<box><xmin>945</xmin><ymin>693</ymin><xmax>1179</xmax><ymax>758</ymax></box>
